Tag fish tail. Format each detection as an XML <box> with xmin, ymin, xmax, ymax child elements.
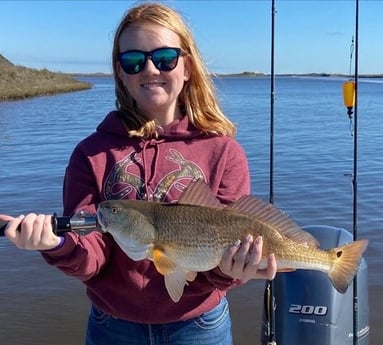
<box><xmin>328</xmin><ymin>239</ymin><xmax>368</xmax><ymax>293</ymax></box>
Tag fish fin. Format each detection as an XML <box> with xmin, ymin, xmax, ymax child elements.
<box><xmin>178</xmin><ymin>180</ymin><xmax>223</xmax><ymax>208</ymax></box>
<box><xmin>328</xmin><ymin>239</ymin><xmax>368</xmax><ymax>293</ymax></box>
<box><xmin>230</xmin><ymin>196</ymin><xmax>319</xmax><ymax>247</ymax></box>
<box><xmin>164</xmin><ymin>269</ymin><xmax>194</xmax><ymax>303</ymax></box>
<box><xmin>152</xmin><ymin>247</ymin><xmax>177</xmax><ymax>276</ymax></box>
<box><xmin>152</xmin><ymin>246</ymin><xmax>196</xmax><ymax>303</ymax></box>
<box><xmin>186</xmin><ymin>271</ymin><xmax>197</xmax><ymax>282</ymax></box>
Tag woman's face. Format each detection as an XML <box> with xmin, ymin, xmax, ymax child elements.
<box><xmin>117</xmin><ymin>23</ymin><xmax>191</xmax><ymax>125</ymax></box>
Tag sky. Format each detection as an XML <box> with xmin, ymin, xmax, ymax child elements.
<box><xmin>1</xmin><ymin>0</ymin><xmax>382</xmax><ymax>75</ymax></box>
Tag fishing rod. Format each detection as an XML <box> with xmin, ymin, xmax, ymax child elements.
<box><xmin>264</xmin><ymin>0</ymin><xmax>277</xmax><ymax>344</ymax></box>
<box><xmin>0</xmin><ymin>214</ymin><xmax>98</xmax><ymax>237</ymax></box>
<box><xmin>342</xmin><ymin>0</ymin><xmax>361</xmax><ymax>344</ymax></box>
<box><xmin>351</xmin><ymin>1</ymin><xmax>360</xmax><ymax>344</ymax></box>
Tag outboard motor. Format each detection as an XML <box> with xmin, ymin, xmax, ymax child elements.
<box><xmin>261</xmin><ymin>225</ymin><xmax>369</xmax><ymax>345</ymax></box>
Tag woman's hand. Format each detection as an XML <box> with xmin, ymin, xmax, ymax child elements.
<box><xmin>219</xmin><ymin>235</ymin><xmax>277</xmax><ymax>283</ymax></box>
<box><xmin>0</xmin><ymin>213</ymin><xmax>61</xmax><ymax>251</ymax></box>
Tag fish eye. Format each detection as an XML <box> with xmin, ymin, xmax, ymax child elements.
<box><xmin>111</xmin><ymin>207</ymin><xmax>118</xmax><ymax>214</ymax></box>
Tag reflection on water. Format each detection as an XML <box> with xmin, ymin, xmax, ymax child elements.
<box><xmin>0</xmin><ymin>241</ymin><xmax>89</xmax><ymax>345</ymax></box>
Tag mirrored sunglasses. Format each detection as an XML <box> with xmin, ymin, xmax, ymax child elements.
<box><xmin>119</xmin><ymin>47</ymin><xmax>182</xmax><ymax>74</ymax></box>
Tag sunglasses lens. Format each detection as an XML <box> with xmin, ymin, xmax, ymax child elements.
<box><xmin>152</xmin><ymin>48</ymin><xmax>180</xmax><ymax>71</ymax></box>
<box><xmin>119</xmin><ymin>51</ymin><xmax>146</xmax><ymax>74</ymax></box>
<box><xmin>119</xmin><ymin>48</ymin><xmax>181</xmax><ymax>74</ymax></box>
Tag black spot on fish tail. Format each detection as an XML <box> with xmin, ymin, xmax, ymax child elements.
<box><xmin>328</xmin><ymin>239</ymin><xmax>368</xmax><ymax>293</ymax></box>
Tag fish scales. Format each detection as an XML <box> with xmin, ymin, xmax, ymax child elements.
<box><xmin>97</xmin><ymin>180</ymin><xmax>368</xmax><ymax>302</ymax></box>
<box><xmin>152</xmin><ymin>203</ymin><xmax>287</xmax><ymax>265</ymax></box>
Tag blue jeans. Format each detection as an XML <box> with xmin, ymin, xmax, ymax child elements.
<box><xmin>85</xmin><ymin>297</ymin><xmax>232</xmax><ymax>345</ymax></box>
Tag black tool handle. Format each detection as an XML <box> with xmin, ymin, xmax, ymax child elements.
<box><xmin>0</xmin><ymin>220</ymin><xmax>8</xmax><ymax>237</ymax></box>
<box><xmin>0</xmin><ymin>214</ymin><xmax>73</xmax><ymax>237</ymax></box>
<box><xmin>52</xmin><ymin>213</ymin><xmax>73</xmax><ymax>235</ymax></box>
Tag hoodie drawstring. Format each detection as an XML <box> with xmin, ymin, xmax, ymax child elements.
<box><xmin>142</xmin><ymin>139</ymin><xmax>165</xmax><ymax>201</ymax></box>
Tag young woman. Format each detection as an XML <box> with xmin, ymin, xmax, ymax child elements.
<box><xmin>1</xmin><ymin>3</ymin><xmax>276</xmax><ymax>344</ymax></box>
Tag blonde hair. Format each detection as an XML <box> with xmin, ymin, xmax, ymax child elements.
<box><xmin>112</xmin><ymin>2</ymin><xmax>236</xmax><ymax>138</ymax></box>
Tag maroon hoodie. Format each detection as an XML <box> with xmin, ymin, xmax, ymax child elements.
<box><xmin>42</xmin><ymin>110</ymin><xmax>250</xmax><ymax>324</ymax></box>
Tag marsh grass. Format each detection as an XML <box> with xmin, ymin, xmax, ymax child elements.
<box><xmin>0</xmin><ymin>55</ymin><xmax>91</xmax><ymax>101</ymax></box>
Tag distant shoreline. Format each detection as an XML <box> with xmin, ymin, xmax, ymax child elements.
<box><xmin>70</xmin><ymin>71</ymin><xmax>383</xmax><ymax>79</ymax></box>
<box><xmin>0</xmin><ymin>54</ymin><xmax>91</xmax><ymax>102</ymax></box>
<box><xmin>1</xmin><ymin>52</ymin><xmax>382</xmax><ymax>102</ymax></box>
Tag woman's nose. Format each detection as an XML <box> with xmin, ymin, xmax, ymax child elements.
<box><xmin>142</xmin><ymin>57</ymin><xmax>160</xmax><ymax>74</ymax></box>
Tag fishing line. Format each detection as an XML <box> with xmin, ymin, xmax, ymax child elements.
<box><xmin>343</xmin><ymin>36</ymin><xmax>355</xmax><ymax>135</ymax></box>
<box><xmin>348</xmin><ymin>36</ymin><xmax>355</xmax><ymax>135</ymax></box>
<box><xmin>349</xmin><ymin>36</ymin><xmax>355</xmax><ymax>76</ymax></box>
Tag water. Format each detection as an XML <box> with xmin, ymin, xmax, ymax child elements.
<box><xmin>0</xmin><ymin>76</ymin><xmax>382</xmax><ymax>344</ymax></box>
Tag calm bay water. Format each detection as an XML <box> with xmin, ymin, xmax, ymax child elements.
<box><xmin>0</xmin><ymin>76</ymin><xmax>382</xmax><ymax>344</ymax></box>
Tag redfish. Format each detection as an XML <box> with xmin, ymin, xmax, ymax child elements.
<box><xmin>96</xmin><ymin>180</ymin><xmax>368</xmax><ymax>302</ymax></box>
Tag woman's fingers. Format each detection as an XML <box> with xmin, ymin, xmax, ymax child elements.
<box><xmin>219</xmin><ymin>235</ymin><xmax>278</xmax><ymax>282</ymax></box>
<box><xmin>4</xmin><ymin>213</ymin><xmax>60</xmax><ymax>250</ymax></box>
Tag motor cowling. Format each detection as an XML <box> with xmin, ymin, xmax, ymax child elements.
<box><xmin>261</xmin><ymin>225</ymin><xmax>369</xmax><ymax>345</ymax></box>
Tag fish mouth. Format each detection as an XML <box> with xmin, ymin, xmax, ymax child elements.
<box><xmin>96</xmin><ymin>208</ymin><xmax>108</xmax><ymax>232</ymax></box>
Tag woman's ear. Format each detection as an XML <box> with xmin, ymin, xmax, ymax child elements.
<box><xmin>183</xmin><ymin>55</ymin><xmax>192</xmax><ymax>81</ymax></box>
<box><xmin>116</xmin><ymin>61</ymin><xmax>125</xmax><ymax>82</ymax></box>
